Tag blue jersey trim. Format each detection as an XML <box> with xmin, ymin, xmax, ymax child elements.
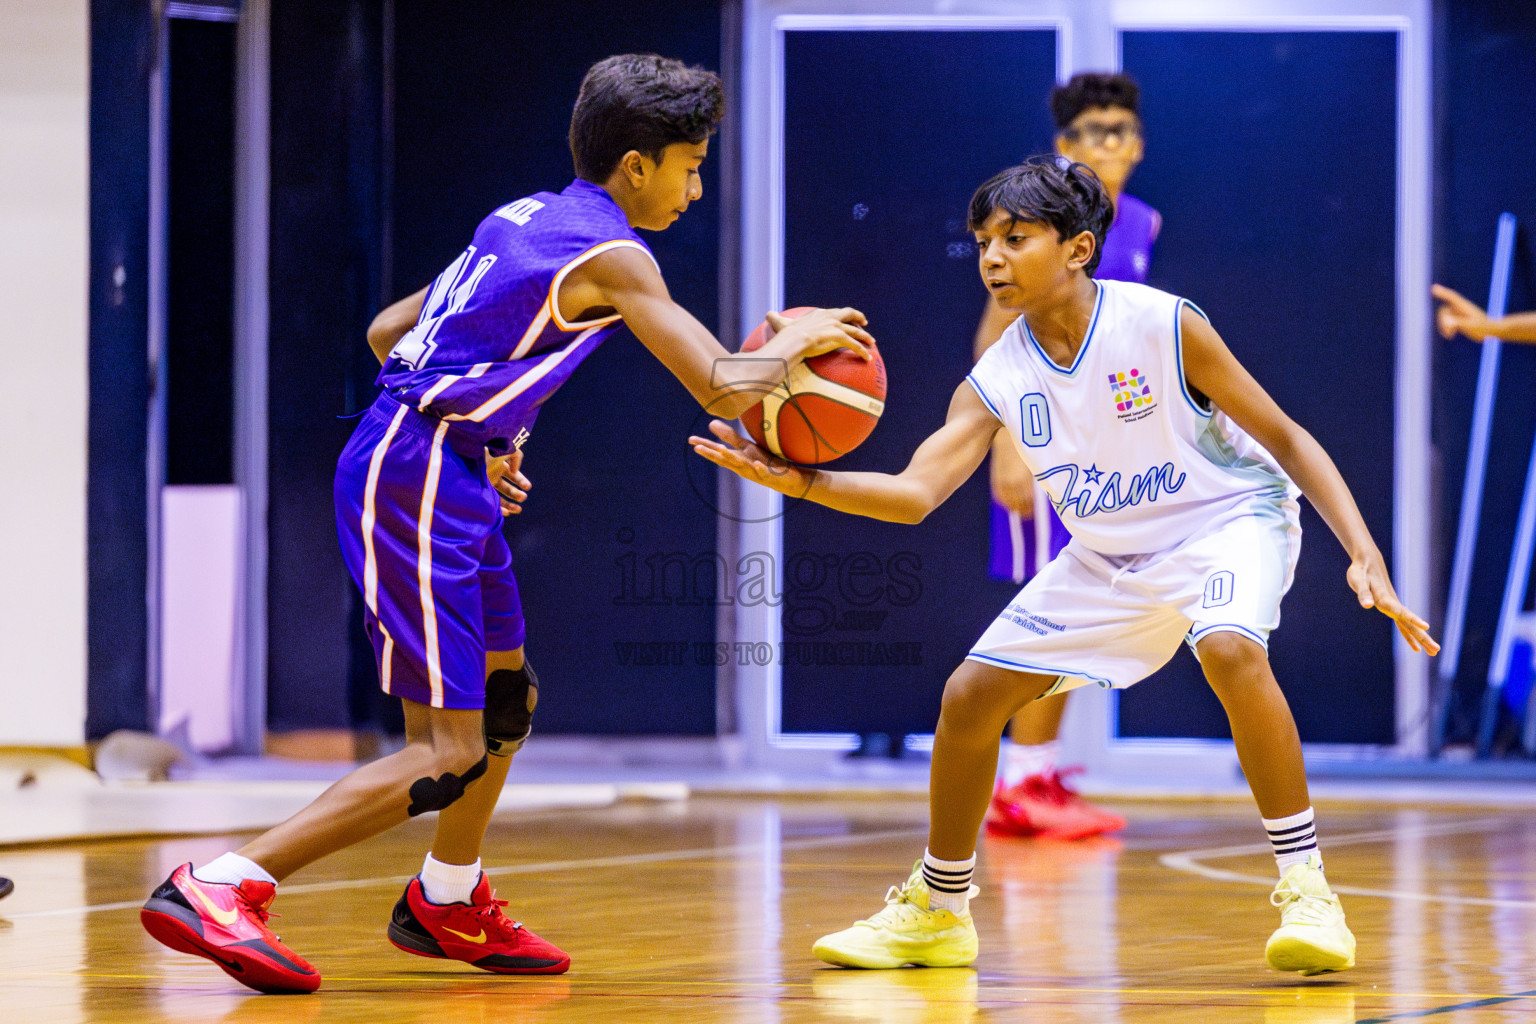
<box><xmin>965</xmin><ymin>651</ymin><xmax>1116</xmax><ymax>688</ymax></box>
<box><xmin>965</xmin><ymin>375</ymin><xmax>1004</xmax><ymax>420</ymax></box>
<box><xmin>1187</xmin><ymin>623</ymin><xmax>1270</xmax><ymax>650</ymax></box>
<box><xmin>1023</xmin><ymin>281</ymin><xmax>1103</xmax><ymax>378</ymax></box>
<box><xmin>1174</xmin><ymin>298</ymin><xmax>1214</xmax><ymax>419</ymax></box>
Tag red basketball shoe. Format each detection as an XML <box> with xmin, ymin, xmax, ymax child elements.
<box><xmin>388</xmin><ymin>875</ymin><xmax>570</xmax><ymax>974</ymax></box>
<box><xmin>986</xmin><ymin>769</ymin><xmax>1126</xmax><ymax>840</ymax></box>
<box><xmin>986</xmin><ymin>779</ymin><xmax>1044</xmax><ymax>836</ymax></box>
<box><xmin>141</xmin><ymin>863</ymin><xmax>320</xmax><ymax>994</ymax></box>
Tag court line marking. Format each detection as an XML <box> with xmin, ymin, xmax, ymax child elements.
<box><xmin>1354</xmin><ymin>988</ymin><xmax>1536</xmax><ymax>1023</ymax></box>
<box><xmin>2</xmin><ymin>826</ymin><xmax>928</xmax><ymax>921</ymax></box>
<box><xmin>9</xmin><ymin>819</ymin><xmax>1535</xmax><ymax>1012</ymax></box>
<box><xmin>2</xmin><ymin>967</ymin><xmax>1532</xmax><ymax>1008</ymax></box>
<box><xmin>1160</xmin><ymin>816</ymin><xmax>1536</xmax><ymax>909</ymax></box>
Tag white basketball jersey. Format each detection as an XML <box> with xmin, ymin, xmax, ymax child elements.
<box><xmin>967</xmin><ymin>280</ymin><xmax>1297</xmax><ymax>557</ymax></box>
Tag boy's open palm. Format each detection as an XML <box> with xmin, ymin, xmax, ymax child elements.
<box><xmin>691</xmin><ymin>420</ymin><xmax>813</xmax><ymax>496</ymax></box>
<box><xmin>1346</xmin><ymin>557</ymin><xmax>1440</xmax><ymax>656</ymax></box>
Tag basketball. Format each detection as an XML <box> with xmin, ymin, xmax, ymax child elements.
<box><xmin>738</xmin><ymin>307</ymin><xmax>887</xmax><ymax>464</ymax></box>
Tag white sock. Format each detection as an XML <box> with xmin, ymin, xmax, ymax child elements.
<box><xmin>419</xmin><ymin>853</ymin><xmax>482</xmax><ymax>905</ymax></box>
<box><xmin>192</xmin><ymin>852</ymin><xmax>276</xmax><ymax>887</ymax></box>
<box><xmin>920</xmin><ymin>849</ymin><xmax>975</xmax><ymax>914</ymax></box>
<box><xmin>1001</xmin><ymin>740</ymin><xmax>1059</xmax><ymax>787</ymax></box>
<box><xmin>1263</xmin><ymin>808</ymin><xmax>1320</xmax><ymax>874</ymax></box>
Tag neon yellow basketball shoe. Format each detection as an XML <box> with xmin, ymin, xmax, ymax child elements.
<box><xmin>1265</xmin><ymin>854</ymin><xmax>1356</xmax><ymax>975</ymax></box>
<box><xmin>813</xmin><ymin>863</ymin><xmax>979</xmax><ymax>969</ymax></box>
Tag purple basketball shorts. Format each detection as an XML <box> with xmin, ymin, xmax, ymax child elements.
<box><xmin>335</xmin><ymin>396</ymin><xmax>526</xmax><ymax>710</ymax></box>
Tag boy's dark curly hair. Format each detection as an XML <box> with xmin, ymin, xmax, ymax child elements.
<box><xmin>569</xmin><ymin>54</ymin><xmax>725</xmax><ymax>182</ymax></box>
<box><xmin>967</xmin><ymin>156</ymin><xmax>1115</xmax><ymax>277</ymax></box>
<box><xmin>1049</xmin><ymin>72</ymin><xmax>1140</xmax><ymax>130</ymax></box>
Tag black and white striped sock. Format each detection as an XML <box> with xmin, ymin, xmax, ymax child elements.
<box><xmin>1263</xmin><ymin>807</ymin><xmax>1320</xmax><ymax>874</ymax></box>
<box><xmin>921</xmin><ymin>849</ymin><xmax>975</xmax><ymax>913</ymax></box>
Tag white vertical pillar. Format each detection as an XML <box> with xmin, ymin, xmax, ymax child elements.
<box><xmin>0</xmin><ymin>0</ymin><xmax>90</xmax><ymax>747</ymax></box>
<box><xmin>233</xmin><ymin>0</ymin><xmax>271</xmax><ymax>755</ymax></box>
<box><xmin>1391</xmin><ymin>0</ymin><xmax>1434</xmax><ymax>756</ymax></box>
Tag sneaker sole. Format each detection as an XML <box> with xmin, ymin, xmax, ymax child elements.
<box><xmin>387</xmin><ymin>920</ymin><xmax>447</xmax><ymax>958</ymax></box>
<box><xmin>1035</xmin><ymin>819</ymin><xmax>1125</xmax><ymax>840</ymax></box>
<box><xmin>388</xmin><ymin>922</ymin><xmax>571</xmax><ymax>975</ymax></box>
<box><xmin>812</xmin><ymin>941</ymin><xmax>977</xmax><ymax>970</ymax></box>
<box><xmin>141</xmin><ymin>903</ymin><xmax>320</xmax><ymax>994</ymax></box>
<box><xmin>1265</xmin><ymin>935</ymin><xmax>1355</xmax><ymax>976</ymax></box>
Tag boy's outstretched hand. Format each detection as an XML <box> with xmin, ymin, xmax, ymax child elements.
<box><xmin>1431</xmin><ymin>283</ymin><xmax>1491</xmax><ymax>341</ymax></box>
<box><xmin>1346</xmin><ymin>555</ymin><xmax>1440</xmax><ymax>656</ymax></box>
<box><xmin>690</xmin><ymin>420</ymin><xmax>814</xmax><ymax>497</ymax></box>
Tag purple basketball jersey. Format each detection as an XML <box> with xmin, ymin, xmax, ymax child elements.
<box><xmin>378</xmin><ymin>179</ymin><xmax>654</xmax><ymax>453</ymax></box>
<box><xmin>1095</xmin><ymin>193</ymin><xmax>1160</xmax><ymax>285</ymax></box>
<box><xmin>337</xmin><ymin>179</ymin><xmax>651</xmax><ymax>709</ymax></box>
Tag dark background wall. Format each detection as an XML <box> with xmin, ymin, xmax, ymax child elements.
<box><xmin>266</xmin><ymin>1</ymin><xmax>386</xmax><ymax>732</ymax></box>
<box><xmin>779</xmin><ymin>28</ymin><xmax>1058</xmax><ymax>735</ymax></box>
<box><xmin>87</xmin><ymin>0</ymin><xmax>156</xmax><ymax>738</ymax></box>
<box><xmin>1432</xmin><ymin>0</ymin><xmax>1536</xmax><ymax>748</ymax></box>
<box><xmin>164</xmin><ymin>17</ymin><xmax>237</xmax><ymax>489</ymax></box>
<box><xmin>1114</xmin><ymin>30</ymin><xmax>1399</xmax><ymax>744</ymax></box>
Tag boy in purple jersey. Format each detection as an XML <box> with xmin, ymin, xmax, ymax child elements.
<box><xmin>973</xmin><ymin>73</ymin><xmax>1159</xmax><ymax>840</ymax></box>
<box><xmin>140</xmin><ymin>53</ymin><xmax>871</xmax><ymax>995</ymax></box>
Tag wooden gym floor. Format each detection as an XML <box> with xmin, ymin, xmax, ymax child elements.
<box><xmin>2</xmin><ymin>793</ymin><xmax>1534</xmax><ymax>1023</ymax></box>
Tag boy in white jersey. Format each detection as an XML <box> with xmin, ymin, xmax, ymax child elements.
<box><xmin>693</xmin><ymin>157</ymin><xmax>1439</xmax><ymax>976</ymax></box>
<box><xmin>977</xmin><ymin>71</ymin><xmax>1157</xmax><ymax>841</ymax></box>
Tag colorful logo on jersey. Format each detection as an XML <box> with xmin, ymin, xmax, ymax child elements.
<box><xmin>1109</xmin><ymin>369</ymin><xmax>1154</xmax><ymax>413</ymax></box>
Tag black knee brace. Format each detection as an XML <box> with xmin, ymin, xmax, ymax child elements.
<box><xmin>406</xmin><ymin>754</ymin><xmax>488</xmax><ymax>816</ymax></box>
<box><xmin>484</xmin><ymin>661</ymin><xmax>538</xmax><ymax>757</ymax></box>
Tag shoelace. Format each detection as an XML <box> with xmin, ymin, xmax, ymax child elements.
<box><xmin>232</xmin><ymin>890</ymin><xmax>273</xmax><ymax>925</ymax></box>
<box><xmin>1026</xmin><ymin>772</ymin><xmax>1074</xmax><ymax>807</ymax></box>
<box><xmin>472</xmin><ymin>891</ymin><xmax>526</xmax><ymax>937</ymax></box>
<box><xmin>232</xmin><ymin>889</ymin><xmax>289</xmax><ymax>941</ymax></box>
<box><xmin>860</xmin><ymin>884</ymin><xmax>927</xmax><ymax>928</ymax></box>
<box><xmin>1270</xmin><ymin>879</ymin><xmax>1340</xmax><ymax>926</ymax></box>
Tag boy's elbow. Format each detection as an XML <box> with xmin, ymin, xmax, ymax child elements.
<box><xmin>707</xmin><ymin>393</ymin><xmax>749</xmax><ymax>420</ymax></box>
<box><xmin>705</xmin><ymin>385</ymin><xmax>771</xmax><ymax>422</ymax></box>
<box><xmin>897</xmin><ymin>494</ymin><xmax>937</xmax><ymax>525</ymax></box>
<box><xmin>366</xmin><ymin>321</ymin><xmax>390</xmax><ymax>352</ymax></box>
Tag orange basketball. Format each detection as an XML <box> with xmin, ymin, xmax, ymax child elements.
<box><xmin>738</xmin><ymin>307</ymin><xmax>886</xmax><ymax>464</ymax></box>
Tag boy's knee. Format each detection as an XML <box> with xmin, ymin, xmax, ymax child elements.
<box><xmin>440</xmin><ymin>733</ymin><xmax>489</xmax><ymax>777</ymax></box>
<box><xmin>1196</xmin><ymin>631</ymin><xmax>1270</xmax><ymax>684</ymax></box>
<box><xmin>939</xmin><ymin>671</ymin><xmax>1011</xmax><ymax>735</ymax></box>
<box><xmin>484</xmin><ymin>662</ymin><xmax>537</xmax><ymax>756</ymax></box>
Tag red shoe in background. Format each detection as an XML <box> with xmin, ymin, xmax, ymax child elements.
<box><xmin>986</xmin><ymin>768</ymin><xmax>1126</xmax><ymax>840</ymax></box>
<box><xmin>141</xmin><ymin>863</ymin><xmax>321</xmax><ymax>994</ymax></box>
<box><xmin>986</xmin><ymin>779</ymin><xmax>1045</xmax><ymax>836</ymax></box>
<box><xmin>388</xmin><ymin>875</ymin><xmax>570</xmax><ymax>974</ymax></box>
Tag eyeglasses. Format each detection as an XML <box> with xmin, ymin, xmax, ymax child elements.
<box><xmin>1060</xmin><ymin>122</ymin><xmax>1141</xmax><ymax>147</ymax></box>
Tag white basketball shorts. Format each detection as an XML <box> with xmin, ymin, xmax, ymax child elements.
<box><xmin>966</xmin><ymin>495</ymin><xmax>1302</xmax><ymax>694</ymax></box>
